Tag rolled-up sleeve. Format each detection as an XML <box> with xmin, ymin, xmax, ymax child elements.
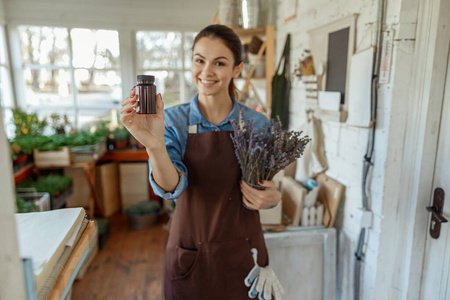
<box><xmin>148</xmin><ymin>126</ymin><xmax>188</xmax><ymax>200</ymax></box>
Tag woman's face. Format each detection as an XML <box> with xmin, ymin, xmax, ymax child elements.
<box><xmin>191</xmin><ymin>37</ymin><xmax>241</xmax><ymax>99</ymax></box>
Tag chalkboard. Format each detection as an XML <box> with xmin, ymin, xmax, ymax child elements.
<box><xmin>325</xmin><ymin>27</ymin><xmax>350</xmax><ymax>104</ymax></box>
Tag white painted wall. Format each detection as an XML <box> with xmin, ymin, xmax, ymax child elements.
<box><xmin>0</xmin><ymin>0</ymin><xmax>5</xmax><ymax>25</ymax></box>
<box><xmin>0</xmin><ymin>105</ymin><xmax>27</xmax><ymax>299</ymax></box>
<box><xmin>273</xmin><ymin>0</ymin><xmax>416</xmax><ymax>299</ymax></box>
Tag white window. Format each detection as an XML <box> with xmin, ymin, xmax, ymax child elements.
<box><xmin>136</xmin><ymin>31</ymin><xmax>197</xmax><ymax>108</ymax></box>
<box><xmin>17</xmin><ymin>26</ymin><xmax>121</xmax><ymax>128</ymax></box>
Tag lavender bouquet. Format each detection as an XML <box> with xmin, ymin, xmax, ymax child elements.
<box><xmin>230</xmin><ymin>111</ymin><xmax>310</xmax><ymax>188</ymax></box>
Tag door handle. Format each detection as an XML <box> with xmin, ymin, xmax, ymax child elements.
<box><xmin>426</xmin><ymin>188</ymin><xmax>447</xmax><ymax>239</ymax></box>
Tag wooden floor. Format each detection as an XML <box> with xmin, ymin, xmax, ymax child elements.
<box><xmin>72</xmin><ymin>213</ymin><xmax>168</xmax><ymax>300</ymax></box>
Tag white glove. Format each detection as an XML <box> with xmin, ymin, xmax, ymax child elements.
<box><xmin>244</xmin><ymin>248</ymin><xmax>285</xmax><ymax>300</ymax></box>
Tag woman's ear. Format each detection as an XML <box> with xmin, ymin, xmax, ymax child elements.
<box><xmin>233</xmin><ymin>62</ymin><xmax>244</xmax><ymax>78</ymax></box>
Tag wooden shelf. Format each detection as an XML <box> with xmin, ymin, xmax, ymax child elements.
<box><xmin>235</xmin><ymin>25</ymin><xmax>275</xmax><ymax>118</ymax></box>
<box><xmin>14</xmin><ymin>163</ymin><xmax>35</xmax><ymax>184</ymax></box>
<box><xmin>100</xmin><ymin>149</ymin><xmax>148</xmax><ymax>162</ymax></box>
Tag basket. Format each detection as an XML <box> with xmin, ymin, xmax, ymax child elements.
<box><xmin>70</xmin><ymin>142</ymin><xmax>107</xmax><ymax>163</ymax></box>
<box><xmin>16</xmin><ymin>188</ymin><xmax>51</xmax><ymax>212</ymax></box>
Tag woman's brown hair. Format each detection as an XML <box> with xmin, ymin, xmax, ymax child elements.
<box><xmin>192</xmin><ymin>25</ymin><xmax>242</xmax><ymax>99</ymax></box>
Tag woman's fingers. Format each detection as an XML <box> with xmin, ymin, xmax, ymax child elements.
<box><xmin>128</xmin><ymin>86</ymin><xmax>136</xmax><ymax>97</ymax></box>
<box><xmin>240</xmin><ymin>180</ymin><xmax>281</xmax><ymax>210</ymax></box>
<box><xmin>243</xmin><ymin>195</ymin><xmax>258</xmax><ymax>210</ymax></box>
<box><xmin>119</xmin><ymin>99</ymin><xmax>137</xmax><ymax>115</ymax></box>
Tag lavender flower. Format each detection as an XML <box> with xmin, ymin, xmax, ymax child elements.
<box><xmin>230</xmin><ymin>110</ymin><xmax>310</xmax><ymax>186</ymax></box>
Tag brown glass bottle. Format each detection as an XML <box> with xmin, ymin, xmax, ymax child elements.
<box><xmin>136</xmin><ymin>75</ymin><xmax>157</xmax><ymax>114</ymax></box>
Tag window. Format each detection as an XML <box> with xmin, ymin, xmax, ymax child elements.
<box><xmin>18</xmin><ymin>26</ymin><xmax>121</xmax><ymax>128</ymax></box>
<box><xmin>0</xmin><ymin>26</ymin><xmax>14</xmax><ymax>137</ymax></box>
<box><xmin>136</xmin><ymin>31</ymin><xmax>197</xmax><ymax>108</ymax></box>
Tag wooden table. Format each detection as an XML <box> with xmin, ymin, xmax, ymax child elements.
<box><xmin>14</xmin><ymin>149</ymin><xmax>153</xmax><ymax>218</ymax></box>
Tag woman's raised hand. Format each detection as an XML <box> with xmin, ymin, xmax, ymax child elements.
<box><xmin>120</xmin><ymin>86</ymin><xmax>166</xmax><ymax>150</ymax></box>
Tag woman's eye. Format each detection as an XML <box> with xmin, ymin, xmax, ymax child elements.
<box><xmin>195</xmin><ymin>59</ymin><xmax>204</xmax><ymax>64</ymax></box>
<box><xmin>216</xmin><ymin>62</ymin><xmax>225</xmax><ymax>66</ymax></box>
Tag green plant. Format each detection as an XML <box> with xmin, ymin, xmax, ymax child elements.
<box><xmin>10</xmin><ymin>135</ymin><xmax>42</xmax><ymax>155</ymax></box>
<box><xmin>124</xmin><ymin>201</ymin><xmax>161</xmax><ymax>215</ymax></box>
<box><xmin>16</xmin><ymin>195</ymin><xmax>37</xmax><ymax>213</ymax></box>
<box><xmin>16</xmin><ymin>175</ymin><xmax>72</xmax><ymax>196</ymax></box>
<box><xmin>11</xmin><ymin>107</ymin><xmax>47</xmax><ymax>137</ymax></box>
<box><xmin>113</xmin><ymin>125</ymin><xmax>130</xmax><ymax>142</ymax></box>
<box><xmin>49</xmin><ymin>112</ymin><xmax>71</xmax><ymax>135</ymax></box>
<box><xmin>68</xmin><ymin>130</ymin><xmax>106</xmax><ymax>146</ymax></box>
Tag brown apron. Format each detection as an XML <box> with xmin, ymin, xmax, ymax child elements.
<box><xmin>164</xmin><ymin>128</ymin><xmax>269</xmax><ymax>300</ymax></box>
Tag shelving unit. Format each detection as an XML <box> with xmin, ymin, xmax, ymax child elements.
<box><xmin>233</xmin><ymin>25</ymin><xmax>275</xmax><ymax>118</ymax></box>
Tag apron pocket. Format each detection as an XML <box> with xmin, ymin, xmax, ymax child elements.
<box><xmin>171</xmin><ymin>246</ymin><xmax>201</xmax><ymax>280</ymax></box>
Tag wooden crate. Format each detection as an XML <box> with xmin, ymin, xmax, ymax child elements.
<box><xmin>95</xmin><ymin>162</ymin><xmax>120</xmax><ymax>217</ymax></box>
<box><xmin>64</xmin><ymin>163</ymin><xmax>121</xmax><ymax>217</ymax></box>
<box><xmin>34</xmin><ymin>146</ymin><xmax>71</xmax><ymax>168</ymax></box>
<box><xmin>64</xmin><ymin>167</ymin><xmax>91</xmax><ymax>208</ymax></box>
<box><xmin>119</xmin><ymin>162</ymin><xmax>149</xmax><ymax>210</ymax></box>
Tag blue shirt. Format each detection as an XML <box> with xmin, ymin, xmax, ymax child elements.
<box><xmin>149</xmin><ymin>94</ymin><xmax>269</xmax><ymax>200</ymax></box>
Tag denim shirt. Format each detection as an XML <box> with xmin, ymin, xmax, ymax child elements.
<box><xmin>149</xmin><ymin>94</ymin><xmax>269</xmax><ymax>200</ymax></box>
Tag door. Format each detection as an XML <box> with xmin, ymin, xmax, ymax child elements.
<box><xmin>420</xmin><ymin>46</ymin><xmax>450</xmax><ymax>299</ymax></box>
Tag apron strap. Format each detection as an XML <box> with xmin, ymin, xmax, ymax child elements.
<box><xmin>188</xmin><ymin>124</ymin><xmax>198</xmax><ymax>134</ymax></box>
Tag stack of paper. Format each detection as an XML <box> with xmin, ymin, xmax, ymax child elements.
<box><xmin>15</xmin><ymin>207</ymin><xmax>87</xmax><ymax>299</ymax></box>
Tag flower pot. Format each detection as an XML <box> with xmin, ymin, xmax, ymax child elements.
<box><xmin>126</xmin><ymin>210</ymin><xmax>162</xmax><ymax>230</ymax></box>
<box><xmin>114</xmin><ymin>140</ymin><xmax>129</xmax><ymax>149</ymax></box>
<box><xmin>14</xmin><ymin>154</ymin><xmax>30</xmax><ymax>165</ymax></box>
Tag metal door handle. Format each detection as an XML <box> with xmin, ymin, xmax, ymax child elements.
<box><xmin>426</xmin><ymin>188</ymin><xmax>447</xmax><ymax>239</ymax></box>
<box><xmin>426</xmin><ymin>206</ymin><xmax>448</xmax><ymax>223</ymax></box>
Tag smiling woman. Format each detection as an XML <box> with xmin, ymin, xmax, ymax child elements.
<box><xmin>120</xmin><ymin>24</ymin><xmax>283</xmax><ymax>300</ymax></box>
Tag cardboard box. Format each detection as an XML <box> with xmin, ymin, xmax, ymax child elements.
<box><xmin>119</xmin><ymin>162</ymin><xmax>150</xmax><ymax>210</ymax></box>
<box><xmin>95</xmin><ymin>162</ymin><xmax>120</xmax><ymax>217</ymax></box>
<box><xmin>64</xmin><ymin>163</ymin><xmax>121</xmax><ymax>217</ymax></box>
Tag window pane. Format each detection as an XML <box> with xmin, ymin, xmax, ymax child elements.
<box><xmin>143</xmin><ymin>70</ymin><xmax>181</xmax><ymax>107</ymax></box>
<box><xmin>75</xmin><ymin>69</ymin><xmax>122</xmax><ymax>108</ymax></box>
<box><xmin>184</xmin><ymin>71</ymin><xmax>197</xmax><ymax>102</ymax></box>
<box><xmin>136</xmin><ymin>31</ymin><xmax>182</xmax><ymax>69</ymax></box>
<box><xmin>78</xmin><ymin>109</ymin><xmax>112</xmax><ymax>130</ymax></box>
<box><xmin>0</xmin><ymin>27</ymin><xmax>8</xmax><ymax>64</ymax></box>
<box><xmin>184</xmin><ymin>32</ymin><xmax>197</xmax><ymax>69</ymax></box>
<box><xmin>23</xmin><ymin>67</ymin><xmax>72</xmax><ymax>107</ymax></box>
<box><xmin>0</xmin><ymin>67</ymin><xmax>14</xmax><ymax>107</ymax></box>
<box><xmin>71</xmin><ymin>28</ymin><xmax>120</xmax><ymax>69</ymax></box>
<box><xmin>34</xmin><ymin>108</ymin><xmax>76</xmax><ymax>134</ymax></box>
<box><xmin>19</xmin><ymin>26</ymin><xmax>69</xmax><ymax>66</ymax></box>
<box><xmin>3</xmin><ymin>108</ymin><xmax>14</xmax><ymax>138</ymax></box>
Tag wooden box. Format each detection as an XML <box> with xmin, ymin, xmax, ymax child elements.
<box><xmin>34</xmin><ymin>146</ymin><xmax>71</xmax><ymax>168</ymax></box>
<box><xmin>64</xmin><ymin>167</ymin><xmax>91</xmax><ymax>208</ymax></box>
<box><xmin>64</xmin><ymin>163</ymin><xmax>121</xmax><ymax>217</ymax></box>
<box><xmin>95</xmin><ymin>162</ymin><xmax>120</xmax><ymax>217</ymax></box>
<box><xmin>119</xmin><ymin>163</ymin><xmax>149</xmax><ymax>210</ymax></box>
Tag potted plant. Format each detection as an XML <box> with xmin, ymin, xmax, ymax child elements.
<box><xmin>124</xmin><ymin>201</ymin><xmax>162</xmax><ymax>229</ymax></box>
<box><xmin>11</xmin><ymin>107</ymin><xmax>47</xmax><ymax>137</ymax></box>
<box><xmin>10</xmin><ymin>135</ymin><xmax>40</xmax><ymax>165</ymax></box>
<box><xmin>113</xmin><ymin>125</ymin><xmax>130</xmax><ymax>149</ymax></box>
<box><xmin>16</xmin><ymin>175</ymin><xmax>73</xmax><ymax>210</ymax></box>
<box><xmin>49</xmin><ymin>112</ymin><xmax>71</xmax><ymax>135</ymax></box>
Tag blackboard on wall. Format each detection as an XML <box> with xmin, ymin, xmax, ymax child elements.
<box><xmin>325</xmin><ymin>27</ymin><xmax>350</xmax><ymax>104</ymax></box>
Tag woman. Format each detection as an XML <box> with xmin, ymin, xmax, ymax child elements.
<box><xmin>121</xmin><ymin>24</ymin><xmax>281</xmax><ymax>300</ymax></box>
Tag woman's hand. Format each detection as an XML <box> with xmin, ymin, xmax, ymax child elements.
<box><xmin>240</xmin><ymin>180</ymin><xmax>281</xmax><ymax>210</ymax></box>
<box><xmin>120</xmin><ymin>86</ymin><xmax>165</xmax><ymax>150</ymax></box>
